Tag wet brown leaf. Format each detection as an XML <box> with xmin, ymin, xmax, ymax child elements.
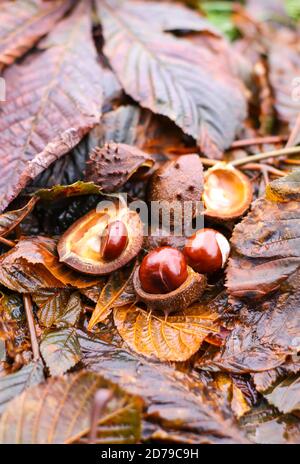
<box><xmin>0</xmin><ymin>293</ymin><xmax>30</xmax><ymax>364</ymax></box>
<box><xmin>88</xmin><ymin>104</ymin><xmax>195</xmax><ymax>161</ymax></box>
<box><xmin>200</xmin><ymin>270</ymin><xmax>300</xmax><ymax>374</ymax></box>
<box><xmin>40</xmin><ymin>328</ymin><xmax>81</xmax><ymax>376</ymax></box>
<box><xmin>226</xmin><ymin>197</ymin><xmax>300</xmax><ymax>299</ymax></box>
<box><xmin>86</xmin><ymin>143</ymin><xmax>154</xmax><ymax>193</ymax></box>
<box><xmin>0</xmin><ymin>236</ymin><xmax>100</xmax><ymax>292</ymax></box>
<box><xmin>79</xmin><ymin>330</ymin><xmax>247</xmax><ymax>443</ymax></box>
<box><xmin>33</xmin><ymin>290</ymin><xmax>83</xmax><ymax>328</ymax></box>
<box><xmin>114</xmin><ymin>303</ymin><xmax>221</xmax><ymax>362</ymax></box>
<box><xmin>0</xmin><ymin>371</ymin><xmax>142</xmax><ymax>444</ymax></box>
<box><xmin>264</xmin><ymin>375</ymin><xmax>300</xmax><ymax>414</ymax></box>
<box><xmin>118</xmin><ymin>0</ymin><xmax>221</xmax><ymax>34</ymax></box>
<box><xmin>96</xmin><ymin>0</ymin><xmax>246</xmax><ymax>158</ymax></box>
<box><xmin>0</xmin><ymin>1</ymin><xmax>103</xmax><ymax>212</ymax></box>
<box><xmin>0</xmin><ymin>197</ymin><xmax>37</xmax><ymax>238</ymax></box>
<box><xmin>88</xmin><ymin>263</ymin><xmax>137</xmax><ymax>329</ymax></box>
<box><xmin>34</xmin><ymin>181</ymin><xmax>102</xmax><ymax>203</ymax></box>
<box><xmin>252</xmin><ymin>359</ymin><xmax>300</xmax><ymax>393</ymax></box>
<box><xmin>241</xmin><ymin>401</ymin><xmax>300</xmax><ymax>444</ymax></box>
<box><xmin>0</xmin><ymin>0</ymin><xmax>72</xmax><ymax>69</ymax></box>
<box><xmin>266</xmin><ymin>169</ymin><xmax>300</xmax><ymax>202</ymax></box>
<box><xmin>269</xmin><ymin>43</ymin><xmax>300</xmax><ymax>132</ymax></box>
<box><xmin>0</xmin><ymin>360</ymin><xmax>44</xmax><ymax>414</ymax></box>
<box><xmin>214</xmin><ymin>373</ymin><xmax>251</xmax><ymax>419</ymax></box>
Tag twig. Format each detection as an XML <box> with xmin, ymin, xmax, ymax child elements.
<box><xmin>89</xmin><ymin>389</ymin><xmax>113</xmax><ymax>443</ymax></box>
<box><xmin>231</xmin><ymin>135</ymin><xmax>287</xmax><ymax>149</ymax></box>
<box><xmin>230</xmin><ymin>146</ymin><xmax>300</xmax><ymax>167</ymax></box>
<box><xmin>23</xmin><ymin>294</ymin><xmax>40</xmax><ymax>361</ymax></box>
<box><xmin>0</xmin><ymin>236</ymin><xmax>16</xmax><ymax>247</ymax></box>
<box><xmin>241</xmin><ymin>163</ymin><xmax>286</xmax><ymax>177</ymax></box>
<box><xmin>281</xmin><ymin>159</ymin><xmax>300</xmax><ymax>166</ymax></box>
<box><xmin>199</xmin><ymin>157</ymin><xmax>286</xmax><ymax>176</ymax></box>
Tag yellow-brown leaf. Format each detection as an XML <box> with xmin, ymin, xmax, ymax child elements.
<box><xmin>88</xmin><ymin>263</ymin><xmax>136</xmax><ymax>329</ymax></box>
<box><xmin>113</xmin><ymin>304</ymin><xmax>220</xmax><ymax>362</ymax></box>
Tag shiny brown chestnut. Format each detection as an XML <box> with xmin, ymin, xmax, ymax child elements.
<box><xmin>139</xmin><ymin>247</ymin><xmax>188</xmax><ymax>294</ymax></box>
<box><xmin>133</xmin><ymin>246</ymin><xmax>207</xmax><ymax>315</ymax></box>
<box><xmin>184</xmin><ymin>228</ymin><xmax>230</xmax><ymax>274</ymax></box>
<box><xmin>57</xmin><ymin>204</ymin><xmax>143</xmax><ymax>275</ymax></box>
<box><xmin>100</xmin><ymin>220</ymin><xmax>128</xmax><ymax>261</ymax></box>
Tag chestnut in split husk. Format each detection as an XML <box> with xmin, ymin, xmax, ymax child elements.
<box><xmin>57</xmin><ymin>204</ymin><xmax>143</xmax><ymax>275</ymax></box>
<box><xmin>203</xmin><ymin>163</ymin><xmax>252</xmax><ymax>221</ymax></box>
<box><xmin>133</xmin><ymin>246</ymin><xmax>206</xmax><ymax>315</ymax></box>
<box><xmin>183</xmin><ymin>228</ymin><xmax>230</xmax><ymax>274</ymax></box>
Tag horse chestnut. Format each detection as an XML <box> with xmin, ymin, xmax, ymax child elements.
<box><xmin>100</xmin><ymin>220</ymin><xmax>128</xmax><ymax>261</ymax></box>
<box><xmin>139</xmin><ymin>247</ymin><xmax>188</xmax><ymax>294</ymax></box>
<box><xmin>183</xmin><ymin>228</ymin><xmax>230</xmax><ymax>274</ymax></box>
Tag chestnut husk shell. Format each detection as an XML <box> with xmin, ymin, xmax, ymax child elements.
<box><xmin>57</xmin><ymin>207</ymin><xmax>143</xmax><ymax>275</ymax></box>
<box><xmin>147</xmin><ymin>154</ymin><xmax>204</xmax><ymax>225</ymax></box>
<box><xmin>133</xmin><ymin>265</ymin><xmax>207</xmax><ymax>315</ymax></box>
<box><xmin>203</xmin><ymin>163</ymin><xmax>252</xmax><ymax>221</ymax></box>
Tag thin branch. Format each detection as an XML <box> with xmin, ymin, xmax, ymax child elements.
<box><xmin>199</xmin><ymin>157</ymin><xmax>286</xmax><ymax>177</ymax></box>
<box><xmin>230</xmin><ymin>146</ymin><xmax>300</xmax><ymax>167</ymax></box>
<box><xmin>282</xmin><ymin>159</ymin><xmax>300</xmax><ymax>166</ymax></box>
<box><xmin>23</xmin><ymin>294</ymin><xmax>40</xmax><ymax>361</ymax></box>
<box><xmin>241</xmin><ymin>163</ymin><xmax>286</xmax><ymax>177</ymax></box>
<box><xmin>231</xmin><ymin>135</ymin><xmax>287</xmax><ymax>149</ymax></box>
<box><xmin>0</xmin><ymin>236</ymin><xmax>16</xmax><ymax>247</ymax></box>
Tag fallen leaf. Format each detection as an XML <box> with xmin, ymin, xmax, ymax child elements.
<box><xmin>40</xmin><ymin>328</ymin><xmax>81</xmax><ymax>376</ymax></box>
<box><xmin>199</xmin><ymin>270</ymin><xmax>300</xmax><ymax>374</ymax></box>
<box><xmin>269</xmin><ymin>43</ymin><xmax>300</xmax><ymax>132</ymax></box>
<box><xmin>88</xmin><ymin>104</ymin><xmax>194</xmax><ymax>161</ymax></box>
<box><xmin>0</xmin><ymin>360</ymin><xmax>44</xmax><ymax>414</ymax></box>
<box><xmin>80</xmin><ymin>281</ymin><xmax>106</xmax><ymax>304</ymax></box>
<box><xmin>266</xmin><ymin>169</ymin><xmax>300</xmax><ymax>202</ymax></box>
<box><xmin>114</xmin><ymin>303</ymin><xmax>220</xmax><ymax>362</ymax></box>
<box><xmin>214</xmin><ymin>373</ymin><xmax>251</xmax><ymax>419</ymax></box>
<box><xmin>88</xmin><ymin>263</ymin><xmax>137</xmax><ymax>329</ymax></box>
<box><xmin>0</xmin><ymin>1</ymin><xmax>103</xmax><ymax>212</ymax></box>
<box><xmin>117</xmin><ymin>0</ymin><xmax>221</xmax><ymax>34</ymax></box>
<box><xmin>252</xmin><ymin>359</ymin><xmax>300</xmax><ymax>393</ymax></box>
<box><xmin>0</xmin><ymin>236</ymin><xmax>100</xmax><ymax>292</ymax></box>
<box><xmin>96</xmin><ymin>0</ymin><xmax>246</xmax><ymax>158</ymax></box>
<box><xmin>226</xmin><ymin>197</ymin><xmax>300</xmax><ymax>299</ymax></box>
<box><xmin>0</xmin><ymin>293</ymin><xmax>30</xmax><ymax>362</ymax></box>
<box><xmin>0</xmin><ymin>371</ymin><xmax>142</xmax><ymax>444</ymax></box>
<box><xmin>88</xmin><ymin>105</ymin><xmax>144</xmax><ymax>150</ymax></box>
<box><xmin>86</xmin><ymin>143</ymin><xmax>154</xmax><ymax>193</ymax></box>
<box><xmin>79</xmin><ymin>330</ymin><xmax>247</xmax><ymax>443</ymax></box>
<box><xmin>0</xmin><ymin>0</ymin><xmax>72</xmax><ymax>68</ymax></box>
<box><xmin>241</xmin><ymin>401</ymin><xmax>300</xmax><ymax>444</ymax></box>
<box><xmin>33</xmin><ymin>290</ymin><xmax>83</xmax><ymax>328</ymax></box>
<box><xmin>0</xmin><ymin>197</ymin><xmax>37</xmax><ymax>237</ymax></box>
<box><xmin>264</xmin><ymin>375</ymin><xmax>300</xmax><ymax>414</ymax></box>
<box><xmin>34</xmin><ymin>181</ymin><xmax>102</xmax><ymax>203</ymax></box>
